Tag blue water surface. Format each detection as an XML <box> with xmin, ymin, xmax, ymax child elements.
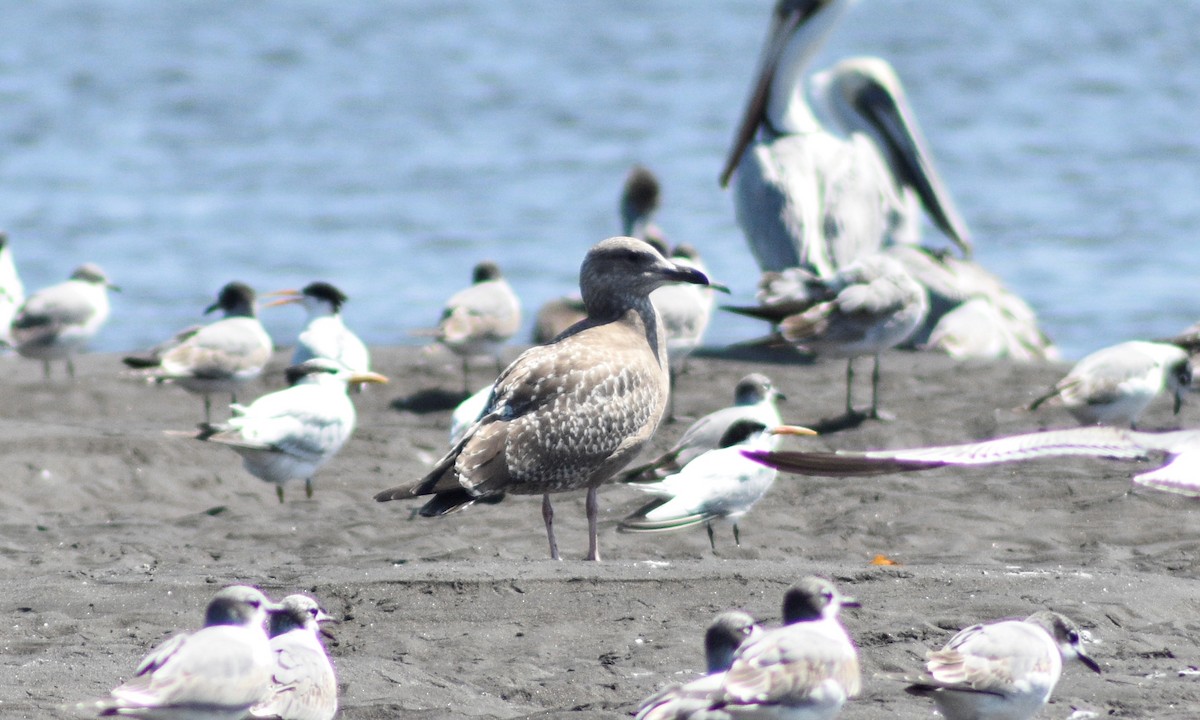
<box><xmin>2</xmin><ymin>0</ymin><xmax>1198</xmax><ymax>360</ymax></box>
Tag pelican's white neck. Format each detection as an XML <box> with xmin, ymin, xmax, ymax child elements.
<box><xmin>764</xmin><ymin>0</ymin><xmax>852</xmax><ymax>135</ymax></box>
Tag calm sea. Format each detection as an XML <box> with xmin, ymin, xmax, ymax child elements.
<box><xmin>3</xmin><ymin>1</ymin><xmax>1198</xmax><ymax>361</ymax></box>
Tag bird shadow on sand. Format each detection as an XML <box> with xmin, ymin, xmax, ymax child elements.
<box><xmin>697</xmin><ymin>344</ymin><xmax>816</xmax><ymax>366</ymax></box>
<box><xmin>391</xmin><ymin>388</ymin><xmax>470</xmax><ymax>414</ymax></box>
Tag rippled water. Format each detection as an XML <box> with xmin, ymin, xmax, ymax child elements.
<box><xmin>2</xmin><ymin>1</ymin><xmax>1198</xmax><ymax>360</ymax></box>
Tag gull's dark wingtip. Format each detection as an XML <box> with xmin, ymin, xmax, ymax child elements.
<box><xmin>374</xmin><ymin>487</ymin><xmax>409</xmax><ymax>502</ymax></box>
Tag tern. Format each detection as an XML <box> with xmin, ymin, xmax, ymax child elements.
<box><xmin>264</xmin><ymin>281</ymin><xmax>371</xmax><ymax>378</ymax></box>
<box><xmin>11</xmin><ymin>262</ymin><xmax>117</xmax><ymax>379</ymax></box>
<box><xmin>623</xmin><ymin>373</ymin><xmax>787</xmax><ymax>483</ymax></box>
<box><xmin>619</xmin><ymin>421</ymin><xmax>815</xmax><ymax>549</ymax></box>
<box><xmin>172</xmin><ymin>358</ymin><xmax>387</xmax><ymax>502</ymax></box>
<box><xmin>421</xmin><ymin>260</ymin><xmax>521</xmax><ymax>395</ymax></box>
<box><xmin>124</xmin><ymin>282</ymin><xmax>274</xmax><ymax>423</ymax></box>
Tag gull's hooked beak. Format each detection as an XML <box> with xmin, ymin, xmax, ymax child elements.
<box><xmin>661</xmin><ymin>263</ymin><xmax>712</xmax><ymax>288</ymax></box>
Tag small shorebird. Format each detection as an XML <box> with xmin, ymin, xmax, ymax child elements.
<box><xmin>123</xmin><ymin>282</ymin><xmax>273</xmax><ymax>423</ymax></box>
<box><xmin>376</xmin><ymin>237</ymin><xmax>714</xmax><ymax>561</ymax></box>
<box><xmin>264</xmin><ymin>281</ymin><xmax>371</xmax><ymax>377</ymax></box>
<box><xmin>904</xmin><ymin>611</ymin><xmax>1100</xmax><ymax>720</ymax></box>
<box><xmin>171</xmin><ymin>358</ymin><xmax>387</xmax><ymax>502</ymax></box>
<box><xmin>619</xmin><ymin>421</ymin><xmax>815</xmax><ymax>549</ymax></box>
<box><xmin>635</xmin><ymin>611</ymin><xmax>762</xmax><ymax>720</ymax></box>
<box><xmin>250</xmin><ymin>594</ymin><xmax>338</xmax><ymax>720</ymax></box>
<box><xmin>1029</xmin><ymin>340</ymin><xmax>1191</xmax><ymax>428</ymax></box>
<box><xmin>11</xmin><ymin>263</ymin><xmax>117</xmax><ymax>379</ymax></box>
<box><xmin>422</xmin><ymin>261</ymin><xmax>521</xmax><ymax>395</ymax></box>
<box><xmin>78</xmin><ymin>585</ymin><xmax>282</xmax><ymax>720</ymax></box>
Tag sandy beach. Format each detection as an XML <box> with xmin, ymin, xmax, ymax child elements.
<box><xmin>4</xmin><ymin>345</ymin><xmax>1200</xmax><ymax>719</ymax></box>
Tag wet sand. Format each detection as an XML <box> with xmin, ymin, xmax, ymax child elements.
<box><xmin>4</xmin><ymin>345</ymin><xmax>1200</xmax><ymax>719</ymax></box>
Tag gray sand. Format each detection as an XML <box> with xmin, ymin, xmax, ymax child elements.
<box><xmin>4</xmin><ymin>346</ymin><xmax>1200</xmax><ymax>718</ymax></box>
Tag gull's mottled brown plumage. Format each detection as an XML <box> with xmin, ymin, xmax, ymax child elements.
<box><xmin>376</xmin><ymin>236</ymin><xmax>712</xmax><ymax>561</ymax></box>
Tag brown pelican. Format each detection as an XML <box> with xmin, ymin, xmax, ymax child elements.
<box><xmin>720</xmin><ymin>0</ymin><xmax>1058</xmax><ymax>362</ymax></box>
<box><xmin>720</xmin><ymin>0</ymin><xmax>971</xmax><ymax>276</ymax></box>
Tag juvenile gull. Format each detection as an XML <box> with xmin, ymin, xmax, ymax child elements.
<box><xmin>375</xmin><ymin>236</ymin><xmax>713</xmax><ymax>561</ymax></box>
<box><xmin>619</xmin><ymin>421</ymin><xmax>815</xmax><ymax>549</ymax></box>
<box><xmin>422</xmin><ymin>261</ymin><xmax>521</xmax><ymax>394</ymax></box>
<box><xmin>904</xmin><ymin>611</ymin><xmax>1100</xmax><ymax>720</ymax></box>
<box><xmin>622</xmin><ymin>373</ymin><xmax>786</xmax><ymax>482</ymax></box>
<box><xmin>124</xmin><ymin>281</ymin><xmax>273</xmax><ymax>423</ymax></box>
<box><xmin>644</xmin><ymin>577</ymin><xmax>860</xmax><ymax>718</ymax></box>
<box><xmin>171</xmin><ymin>358</ymin><xmax>387</xmax><ymax>502</ymax></box>
<box><xmin>264</xmin><ymin>281</ymin><xmax>371</xmax><ymax>377</ymax></box>
<box><xmin>635</xmin><ymin>611</ymin><xmax>762</xmax><ymax>720</ymax></box>
<box><xmin>250</xmin><ymin>594</ymin><xmax>338</xmax><ymax>720</ymax></box>
<box><xmin>728</xmin><ymin>254</ymin><xmax>928</xmax><ymax>422</ymax></box>
<box><xmin>0</xmin><ymin>232</ymin><xmax>24</xmax><ymax>349</ymax></box>
<box><xmin>1028</xmin><ymin>340</ymin><xmax>1191</xmax><ymax>428</ymax></box>
<box><xmin>11</xmin><ymin>262</ymin><xmax>117</xmax><ymax>379</ymax></box>
<box><xmin>742</xmin><ymin>424</ymin><xmax>1200</xmax><ymax>497</ymax></box>
<box><xmin>78</xmin><ymin>585</ymin><xmax>282</xmax><ymax>720</ymax></box>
